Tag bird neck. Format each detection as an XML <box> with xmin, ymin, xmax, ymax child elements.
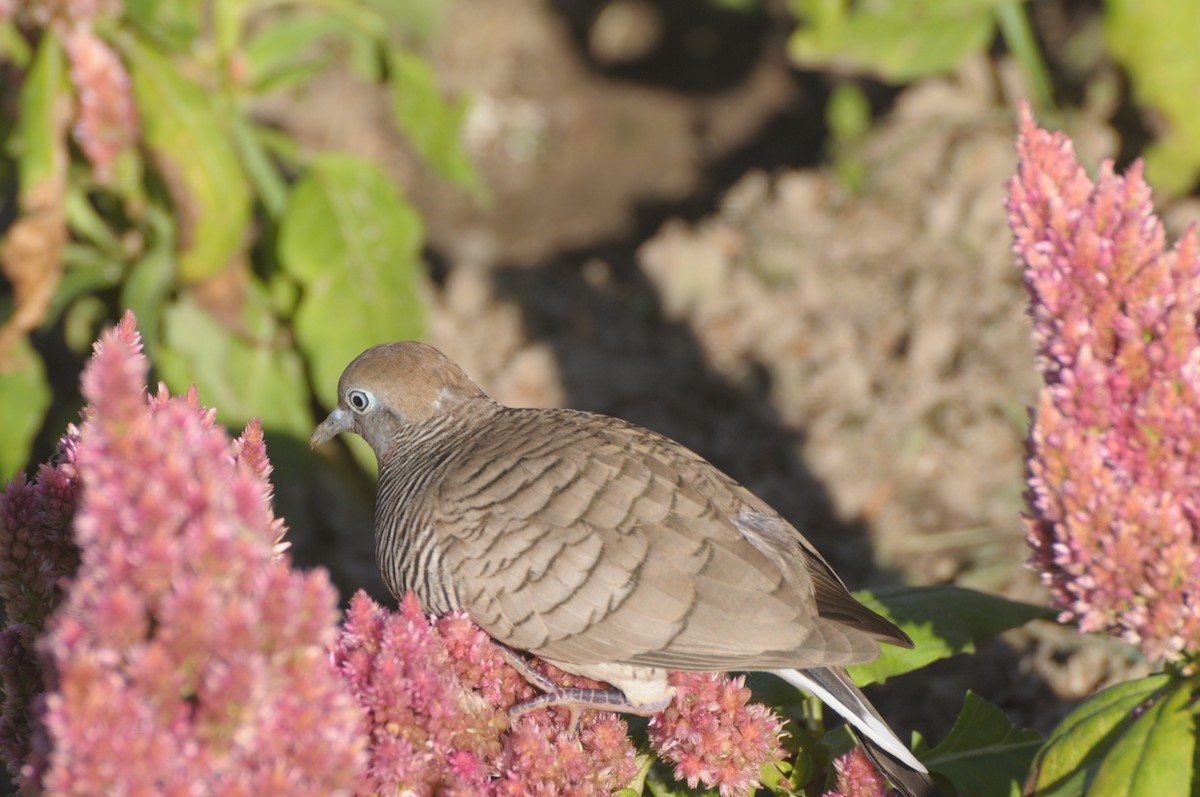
<box><xmin>372</xmin><ymin>399</ymin><xmax>502</xmax><ymax>615</ymax></box>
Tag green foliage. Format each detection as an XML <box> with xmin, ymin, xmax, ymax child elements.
<box><xmin>787</xmin><ymin>0</ymin><xmax>1004</xmax><ymax>82</ymax></box>
<box><xmin>0</xmin><ymin>0</ymin><xmax>482</xmax><ymax>464</ymax></box>
<box><xmin>12</xmin><ymin>32</ymin><xmax>65</xmax><ymax>191</ymax></box>
<box><xmin>1027</xmin><ymin>673</ymin><xmax>1197</xmax><ymax>797</ymax></box>
<box><xmin>1104</xmin><ymin>0</ymin><xmax>1200</xmax><ymax>196</ymax></box>
<box><xmin>0</xmin><ymin>337</ymin><xmax>51</xmax><ymax>481</ymax></box>
<box><xmin>849</xmin><ymin>585</ymin><xmax>1056</xmax><ymax>686</ymax></box>
<box><xmin>787</xmin><ymin>0</ymin><xmax>1200</xmax><ymax>194</ymax></box>
<box><xmin>280</xmin><ymin>153</ymin><xmax>426</xmax><ymax>412</ymax></box>
<box><xmin>389</xmin><ymin>50</ymin><xmax>486</xmax><ymax>197</ymax></box>
<box><xmin>923</xmin><ymin>692</ymin><xmax>1044</xmax><ymax>796</ymax></box>
<box><xmin>125</xmin><ymin>37</ymin><xmax>252</xmax><ymax>284</ymax></box>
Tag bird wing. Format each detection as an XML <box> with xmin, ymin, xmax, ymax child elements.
<box><xmin>434</xmin><ymin>409</ymin><xmax>904</xmax><ymax>671</ymax></box>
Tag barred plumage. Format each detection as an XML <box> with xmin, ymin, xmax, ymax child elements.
<box><xmin>311</xmin><ymin>341</ymin><xmax>937</xmax><ymax>797</ymax></box>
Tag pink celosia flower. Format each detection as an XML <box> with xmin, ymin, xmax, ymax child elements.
<box><xmin>822</xmin><ymin>746</ymin><xmax>897</xmax><ymax>797</ymax></box>
<box><xmin>0</xmin><ymin>312</ymin><xmax>365</xmax><ymax>795</ymax></box>
<box><xmin>331</xmin><ymin>591</ymin><xmax>640</xmax><ymax>797</ymax></box>
<box><xmin>647</xmin><ymin>670</ymin><xmax>786</xmax><ymax>797</ymax></box>
<box><xmin>64</xmin><ymin>30</ymin><xmax>138</xmax><ymax>181</ymax></box>
<box><xmin>1008</xmin><ymin>102</ymin><xmax>1200</xmax><ymax>662</ymax></box>
<box><xmin>0</xmin><ymin>430</ymin><xmax>82</xmax><ymax>790</ymax></box>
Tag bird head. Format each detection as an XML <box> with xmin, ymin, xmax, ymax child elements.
<box><xmin>310</xmin><ymin>342</ymin><xmax>489</xmax><ymax>453</ymax></box>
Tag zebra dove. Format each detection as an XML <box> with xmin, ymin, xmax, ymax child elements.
<box><xmin>312</xmin><ymin>341</ymin><xmax>936</xmax><ymax>796</ymax></box>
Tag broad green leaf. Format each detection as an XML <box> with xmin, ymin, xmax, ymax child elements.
<box><xmin>1105</xmin><ymin>0</ymin><xmax>1200</xmax><ymax>195</ymax></box>
<box><xmin>388</xmin><ymin>50</ymin><xmax>484</xmax><ymax>194</ymax></box>
<box><xmin>848</xmin><ymin>585</ymin><xmax>1056</xmax><ymax>685</ymax></box>
<box><xmin>12</xmin><ymin>32</ymin><xmax>67</xmax><ymax>193</ymax></box>
<box><xmin>923</xmin><ymin>691</ymin><xmax>1043</xmax><ymax>797</ymax></box>
<box><xmin>157</xmin><ymin>288</ymin><xmax>312</xmax><ymax>438</ymax></box>
<box><xmin>1087</xmin><ymin>678</ymin><xmax>1194</xmax><ymax>797</ymax></box>
<box><xmin>788</xmin><ymin>0</ymin><xmax>1003</xmax><ymax>82</ymax></box>
<box><xmin>0</xmin><ymin>338</ymin><xmax>51</xmax><ymax>480</ymax></box>
<box><xmin>1027</xmin><ymin>674</ymin><xmax>1173</xmax><ymax>796</ymax></box>
<box><xmin>125</xmin><ymin>37</ymin><xmax>251</xmax><ymax>282</ymax></box>
<box><xmin>279</xmin><ymin>153</ymin><xmax>425</xmax><ymax>416</ymax></box>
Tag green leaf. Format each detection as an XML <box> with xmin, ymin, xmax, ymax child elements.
<box><xmin>787</xmin><ymin>0</ymin><xmax>1003</xmax><ymax>82</ymax></box>
<box><xmin>0</xmin><ymin>338</ymin><xmax>51</xmax><ymax>480</ymax></box>
<box><xmin>125</xmin><ymin>0</ymin><xmax>203</xmax><ymax>51</ymax></box>
<box><xmin>242</xmin><ymin>12</ymin><xmax>343</xmax><ymax>94</ymax></box>
<box><xmin>923</xmin><ymin>691</ymin><xmax>1043</xmax><ymax>797</ymax></box>
<box><xmin>12</xmin><ymin>32</ymin><xmax>67</xmax><ymax>193</ymax></box>
<box><xmin>1026</xmin><ymin>674</ymin><xmax>1191</xmax><ymax>797</ymax></box>
<box><xmin>279</xmin><ymin>153</ymin><xmax>425</xmax><ymax>416</ymax></box>
<box><xmin>230</xmin><ymin>116</ymin><xmax>288</xmax><ymax>219</ymax></box>
<box><xmin>119</xmin><ymin>206</ymin><xmax>177</xmax><ymax>356</ymax></box>
<box><xmin>848</xmin><ymin>585</ymin><xmax>1056</xmax><ymax>685</ymax></box>
<box><xmin>1105</xmin><ymin>0</ymin><xmax>1200</xmax><ymax>195</ymax></box>
<box><xmin>388</xmin><ymin>50</ymin><xmax>484</xmax><ymax>194</ymax></box>
<box><xmin>0</xmin><ymin>20</ymin><xmax>32</xmax><ymax>67</ymax></box>
<box><xmin>124</xmin><ymin>36</ymin><xmax>251</xmax><ymax>282</ymax></box>
<box><xmin>1088</xmin><ymin>678</ymin><xmax>1194</xmax><ymax>797</ymax></box>
<box><xmin>157</xmin><ymin>287</ymin><xmax>312</xmax><ymax>438</ymax></box>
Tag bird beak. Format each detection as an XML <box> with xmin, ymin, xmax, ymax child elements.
<box><xmin>311</xmin><ymin>407</ymin><xmax>353</xmax><ymax>449</ymax></box>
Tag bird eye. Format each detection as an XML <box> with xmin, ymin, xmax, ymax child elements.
<box><xmin>346</xmin><ymin>388</ymin><xmax>376</xmax><ymax>414</ymax></box>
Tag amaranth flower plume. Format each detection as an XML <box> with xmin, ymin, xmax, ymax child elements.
<box><xmin>1009</xmin><ymin>102</ymin><xmax>1200</xmax><ymax>662</ymax></box>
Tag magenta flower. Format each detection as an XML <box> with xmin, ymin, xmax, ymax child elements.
<box><xmin>822</xmin><ymin>746</ymin><xmax>897</xmax><ymax>797</ymax></box>
<box><xmin>647</xmin><ymin>670</ymin><xmax>786</xmax><ymax>797</ymax></box>
<box><xmin>0</xmin><ymin>312</ymin><xmax>365</xmax><ymax>795</ymax></box>
<box><xmin>64</xmin><ymin>30</ymin><xmax>138</xmax><ymax>181</ymax></box>
<box><xmin>1009</xmin><ymin>103</ymin><xmax>1200</xmax><ymax>662</ymax></box>
<box><xmin>332</xmin><ymin>591</ymin><xmax>640</xmax><ymax>797</ymax></box>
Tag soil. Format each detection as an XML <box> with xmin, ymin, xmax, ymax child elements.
<box><xmin>278</xmin><ymin>0</ymin><xmax>1167</xmax><ymax>746</ymax></box>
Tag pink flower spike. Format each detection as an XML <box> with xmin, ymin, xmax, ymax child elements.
<box><xmin>1009</xmin><ymin>101</ymin><xmax>1200</xmax><ymax>661</ymax></box>
<box><xmin>0</xmin><ymin>313</ymin><xmax>365</xmax><ymax>794</ymax></box>
<box><xmin>65</xmin><ymin>30</ymin><xmax>139</xmax><ymax>182</ymax></box>
<box><xmin>822</xmin><ymin>746</ymin><xmax>897</xmax><ymax>797</ymax></box>
<box><xmin>647</xmin><ymin>671</ymin><xmax>786</xmax><ymax>797</ymax></box>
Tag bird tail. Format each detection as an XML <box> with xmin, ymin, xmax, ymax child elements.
<box><xmin>774</xmin><ymin>667</ymin><xmax>939</xmax><ymax>797</ymax></box>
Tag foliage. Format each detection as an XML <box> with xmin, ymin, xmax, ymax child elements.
<box><xmin>0</xmin><ymin>0</ymin><xmax>479</xmax><ymax>479</ymax></box>
<box><xmin>787</xmin><ymin>1</ymin><xmax>1200</xmax><ymax>197</ymax></box>
<box><xmin>786</xmin><ymin>0</ymin><xmax>1054</xmax><ymax>110</ymax></box>
<box><xmin>1103</xmin><ymin>0</ymin><xmax>1200</xmax><ymax>196</ymax></box>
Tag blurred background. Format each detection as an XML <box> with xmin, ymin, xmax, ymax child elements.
<box><xmin>3</xmin><ymin>0</ymin><xmax>1196</xmax><ymax>747</ymax></box>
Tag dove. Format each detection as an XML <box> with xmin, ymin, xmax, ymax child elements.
<box><xmin>312</xmin><ymin>341</ymin><xmax>936</xmax><ymax>796</ymax></box>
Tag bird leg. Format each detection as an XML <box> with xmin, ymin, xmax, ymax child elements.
<box><xmin>497</xmin><ymin>644</ymin><xmax>671</xmax><ymax>731</ymax></box>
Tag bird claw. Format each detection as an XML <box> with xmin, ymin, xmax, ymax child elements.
<box><xmin>497</xmin><ymin>643</ymin><xmax>670</xmax><ymax>731</ymax></box>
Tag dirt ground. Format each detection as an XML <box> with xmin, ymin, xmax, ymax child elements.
<box><xmin>280</xmin><ymin>0</ymin><xmax>1169</xmax><ymax>743</ymax></box>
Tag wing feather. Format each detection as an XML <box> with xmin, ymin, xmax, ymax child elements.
<box><xmin>436</xmin><ymin>408</ymin><xmax>901</xmax><ymax>671</ymax></box>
